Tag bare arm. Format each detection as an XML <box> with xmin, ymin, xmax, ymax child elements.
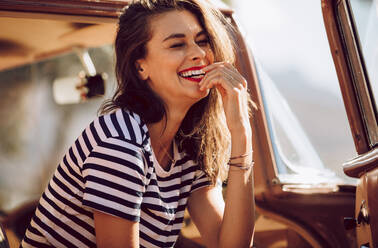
<box><xmin>94</xmin><ymin>210</ymin><xmax>139</xmax><ymax>248</ymax></box>
<box><xmin>219</xmin><ymin>133</ymin><xmax>255</xmax><ymax>247</ymax></box>
<box><xmin>188</xmin><ymin>144</ymin><xmax>255</xmax><ymax>248</ymax></box>
<box><xmin>187</xmin><ymin>185</ymin><xmax>224</xmax><ymax>248</ymax></box>
<box><xmin>189</xmin><ymin>62</ymin><xmax>255</xmax><ymax>247</ymax></box>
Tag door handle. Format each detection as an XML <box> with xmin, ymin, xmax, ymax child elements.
<box><xmin>357</xmin><ymin>200</ymin><xmax>369</xmax><ymax>225</ymax></box>
<box><xmin>343</xmin><ymin>199</ymin><xmax>369</xmax><ymax>230</ymax></box>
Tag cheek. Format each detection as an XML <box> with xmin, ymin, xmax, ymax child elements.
<box><xmin>160</xmin><ymin>52</ymin><xmax>184</xmax><ymax>68</ymax></box>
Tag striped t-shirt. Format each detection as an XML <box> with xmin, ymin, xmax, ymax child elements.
<box><xmin>21</xmin><ymin>108</ymin><xmax>212</xmax><ymax>248</ymax></box>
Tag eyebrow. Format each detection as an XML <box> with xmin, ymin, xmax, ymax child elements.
<box><xmin>162</xmin><ymin>30</ymin><xmax>207</xmax><ymax>42</ymax></box>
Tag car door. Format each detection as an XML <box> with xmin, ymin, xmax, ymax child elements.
<box><xmin>322</xmin><ymin>0</ymin><xmax>378</xmax><ymax>246</ymax></box>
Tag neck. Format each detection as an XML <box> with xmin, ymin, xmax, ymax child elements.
<box><xmin>147</xmin><ymin>104</ymin><xmax>191</xmax><ymax>169</ymax></box>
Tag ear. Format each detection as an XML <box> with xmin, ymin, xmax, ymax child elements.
<box><xmin>135</xmin><ymin>59</ymin><xmax>149</xmax><ymax>80</ymax></box>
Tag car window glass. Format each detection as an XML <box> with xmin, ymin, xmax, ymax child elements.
<box><xmin>0</xmin><ymin>45</ymin><xmax>115</xmax><ymax>211</ymax></box>
<box><xmin>349</xmin><ymin>0</ymin><xmax>378</xmax><ymax>114</ymax></box>
<box><xmin>233</xmin><ymin>0</ymin><xmax>357</xmax><ymax>184</ymax></box>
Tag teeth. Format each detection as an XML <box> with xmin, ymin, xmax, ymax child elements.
<box><xmin>180</xmin><ymin>69</ymin><xmax>205</xmax><ymax>77</ymax></box>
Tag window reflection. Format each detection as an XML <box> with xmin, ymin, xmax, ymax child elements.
<box><xmin>257</xmin><ymin>62</ymin><xmax>344</xmax><ymax>184</ymax></box>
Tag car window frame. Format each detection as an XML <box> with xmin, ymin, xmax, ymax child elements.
<box><xmin>322</xmin><ymin>0</ymin><xmax>378</xmax><ymax>178</ymax></box>
<box><xmin>0</xmin><ymin>0</ymin><xmax>125</xmax><ymax>18</ymax></box>
<box><xmin>337</xmin><ymin>0</ymin><xmax>378</xmax><ymax>148</ymax></box>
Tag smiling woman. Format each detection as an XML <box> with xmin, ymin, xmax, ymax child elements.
<box><xmin>20</xmin><ymin>0</ymin><xmax>255</xmax><ymax>248</ymax></box>
<box><xmin>135</xmin><ymin>10</ymin><xmax>214</xmax><ymax>108</ymax></box>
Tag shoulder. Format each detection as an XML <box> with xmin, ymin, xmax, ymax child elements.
<box><xmin>78</xmin><ymin>109</ymin><xmax>153</xmax><ymax>175</ymax></box>
<box><xmin>91</xmin><ymin>108</ymin><xmax>148</xmax><ymax>147</ymax></box>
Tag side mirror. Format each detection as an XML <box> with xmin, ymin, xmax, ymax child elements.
<box><xmin>53</xmin><ymin>72</ymin><xmax>106</xmax><ymax>104</ymax></box>
<box><xmin>52</xmin><ymin>48</ymin><xmax>107</xmax><ymax>105</ymax></box>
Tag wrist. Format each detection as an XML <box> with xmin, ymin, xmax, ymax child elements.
<box><xmin>230</xmin><ymin>125</ymin><xmax>252</xmax><ymax>140</ymax></box>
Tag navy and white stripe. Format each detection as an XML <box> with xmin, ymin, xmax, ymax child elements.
<box><xmin>21</xmin><ymin>109</ymin><xmax>211</xmax><ymax>248</ymax></box>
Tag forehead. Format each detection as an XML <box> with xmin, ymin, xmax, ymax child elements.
<box><xmin>149</xmin><ymin>10</ymin><xmax>204</xmax><ymax>39</ymax></box>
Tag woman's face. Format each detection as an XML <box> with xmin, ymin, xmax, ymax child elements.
<box><xmin>137</xmin><ymin>10</ymin><xmax>214</xmax><ymax>107</ymax></box>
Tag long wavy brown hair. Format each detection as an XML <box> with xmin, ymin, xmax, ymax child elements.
<box><xmin>100</xmin><ymin>0</ymin><xmax>248</xmax><ymax>183</ymax></box>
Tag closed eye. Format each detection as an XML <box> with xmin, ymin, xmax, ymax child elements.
<box><xmin>197</xmin><ymin>39</ymin><xmax>209</xmax><ymax>46</ymax></box>
<box><xmin>170</xmin><ymin>43</ymin><xmax>185</xmax><ymax>48</ymax></box>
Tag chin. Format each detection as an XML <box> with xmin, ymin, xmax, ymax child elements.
<box><xmin>178</xmin><ymin>77</ymin><xmax>209</xmax><ymax>101</ymax></box>
<box><xmin>190</xmin><ymin>87</ymin><xmax>210</xmax><ymax>102</ymax></box>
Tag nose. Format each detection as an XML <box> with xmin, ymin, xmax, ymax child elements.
<box><xmin>188</xmin><ymin>42</ymin><xmax>207</xmax><ymax>61</ymax></box>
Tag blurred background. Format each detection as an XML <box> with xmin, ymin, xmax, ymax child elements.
<box><xmin>0</xmin><ymin>0</ymin><xmax>360</xmax><ymax>213</ymax></box>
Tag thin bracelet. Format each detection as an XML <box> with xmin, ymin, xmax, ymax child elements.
<box><xmin>229</xmin><ymin>164</ymin><xmax>252</xmax><ymax>170</ymax></box>
<box><xmin>228</xmin><ymin>160</ymin><xmax>254</xmax><ymax>170</ymax></box>
<box><xmin>228</xmin><ymin>161</ymin><xmax>254</xmax><ymax>167</ymax></box>
<box><xmin>229</xmin><ymin>153</ymin><xmax>251</xmax><ymax>160</ymax></box>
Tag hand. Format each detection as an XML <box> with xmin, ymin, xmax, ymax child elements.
<box><xmin>199</xmin><ymin>62</ymin><xmax>250</xmax><ymax>134</ymax></box>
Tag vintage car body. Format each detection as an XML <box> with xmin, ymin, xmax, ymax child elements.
<box><xmin>322</xmin><ymin>0</ymin><xmax>378</xmax><ymax>246</ymax></box>
<box><xmin>0</xmin><ymin>0</ymin><xmax>376</xmax><ymax>247</ymax></box>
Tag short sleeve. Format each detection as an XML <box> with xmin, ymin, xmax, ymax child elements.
<box><xmin>191</xmin><ymin>168</ymin><xmax>212</xmax><ymax>193</ymax></box>
<box><xmin>82</xmin><ymin>137</ymin><xmax>146</xmax><ymax>222</ymax></box>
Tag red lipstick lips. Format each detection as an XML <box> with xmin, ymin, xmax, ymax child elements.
<box><xmin>178</xmin><ymin>65</ymin><xmax>206</xmax><ymax>74</ymax></box>
<box><xmin>178</xmin><ymin>65</ymin><xmax>206</xmax><ymax>83</ymax></box>
<box><xmin>184</xmin><ymin>76</ymin><xmax>203</xmax><ymax>83</ymax></box>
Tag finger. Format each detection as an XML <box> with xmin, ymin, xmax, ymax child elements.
<box><xmin>222</xmin><ymin>64</ymin><xmax>248</xmax><ymax>88</ymax></box>
<box><xmin>200</xmin><ymin>67</ymin><xmax>241</xmax><ymax>90</ymax></box>
<box><xmin>199</xmin><ymin>70</ymin><xmax>227</xmax><ymax>90</ymax></box>
<box><xmin>225</xmin><ymin>70</ymin><xmax>247</xmax><ymax>89</ymax></box>
<box><xmin>201</xmin><ymin>65</ymin><xmax>234</xmax><ymax>83</ymax></box>
<box><xmin>199</xmin><ymin>72</ymin><xmax>238</xmax><ymax>94</ymax></box>
<box><xmin>202</xmin><ymin>62</ymin><xmax>226</xmax><ymax>73</ymax></box>
<box><xmin>202</xmin><ymin>62</ymin><xmax>246</xmax><ymax>89</ymax></box>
